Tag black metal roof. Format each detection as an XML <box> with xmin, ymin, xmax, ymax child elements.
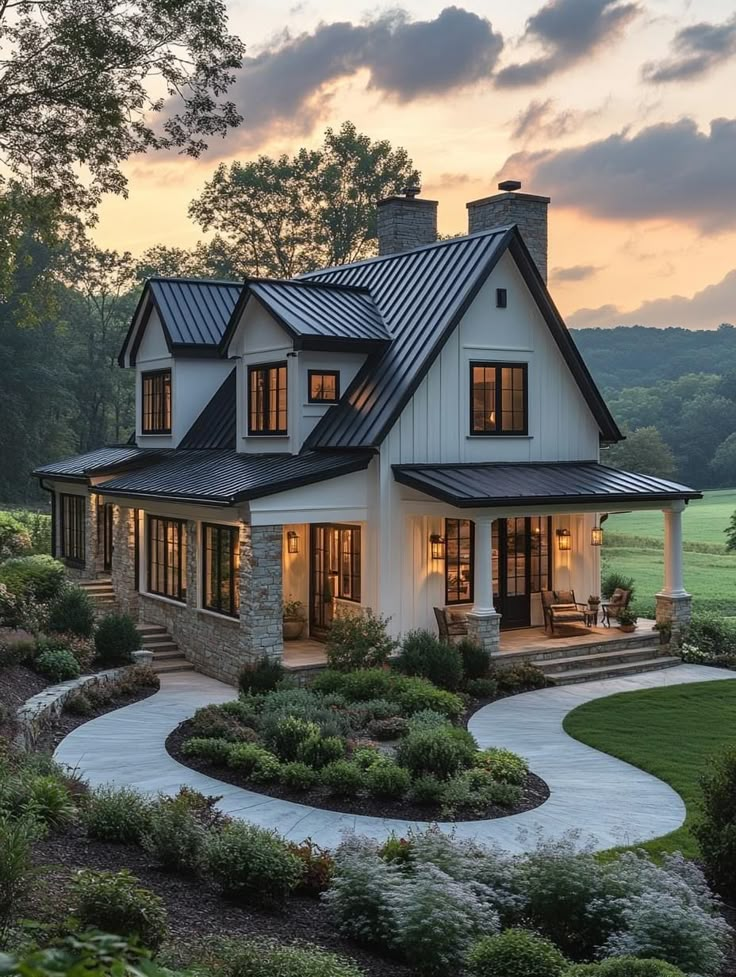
<box><xmin>97</xmin><ymin>449</ymin><xmax>373</xmax><ymax>505</ymax></box>
<box><xmin>33</xmin><ymin>446</ymin><xmax>166</xmax><ymax>482</ymax></box>
<box><xmin>180</xmin><ymin>368</ymin><xmax>236</xmax><ymax>450</ymax></box>
<box><xmin>301</xmin><ymin>227</ymin><xmax>622</xmax><ymax>449</ymax></box>
<box><xmin>392</xmin><ymin>461</ymin><xmax>701</xmax><ymax>507</ymax></box>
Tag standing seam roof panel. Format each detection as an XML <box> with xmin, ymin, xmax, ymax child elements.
<box><xmin>149</xmin><ymin>280</ymin><xmax>242</xmax><ymax>348</ymax></box>
<box><xmin>247</xmin><ymin>281</ymin><xmax>389</xmax><ymax>342</ymax></box>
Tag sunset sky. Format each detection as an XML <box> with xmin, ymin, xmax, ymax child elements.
<box><xmin>93</xmin><ymin>0</ymin><xmax>736</xmax><ymax>329</ymax></box>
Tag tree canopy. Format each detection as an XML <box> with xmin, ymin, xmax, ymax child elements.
<box><xmin>603</xmin><ymin>426</ymin><xmax>676</xmax><ymax>479</ymax></box>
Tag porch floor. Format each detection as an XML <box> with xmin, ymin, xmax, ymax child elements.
<box><xmin>283</xmin><ymin>638</ymin><xmax>330</xmax><ymax>670</ymax></box>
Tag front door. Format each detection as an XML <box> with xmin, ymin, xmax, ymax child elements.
<box><xmin>493</xmin><ymin>516</ymin><xmax>551</xmax><ymax>629</ymax></box>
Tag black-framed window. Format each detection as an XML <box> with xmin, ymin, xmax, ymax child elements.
<box><xmin>470</xmin><ymin>362</ymin><xmax>528</xmax><ymax>435</ymax></box>
<box><xmin>308</xmin><ymin>370</ymin><xmax>340</xmax><ymax>403</ymax></box>
<box><xmin>60</xmin><ymin>493</ymin><xmax>86</xmax><ymax>565</ymax></box>
<box><xmin>336</xmin><ymin>526</ymin><xmax>361</xmax><ymax>602</ymax></box>
<box><xmin>147</xmin><ymin>515</ymin><xmax>186</xmax><ymax>602</ymax></box>
<box><xmin>445</xmin><ymin>518</ymin><xmax>474</xmax><ymax>605</ymax></box>
<box><xmin>141</xmin><ymin>369</ymin><xmax>172</xmax><ymax>434</ymax></box>
<box><xmin>529</xmin><ymin>516</ymin><xmax>552</xmax><ymax>593</ymax></box>
<box><xmin>202</xmin><ymin>523</ymin><xmax>240</xmax><ymax>617</ymax></box>
<box><xmin>248</xmin><ymin>361</ymin><xmax>287</xmax><ymax>434</ymax></box>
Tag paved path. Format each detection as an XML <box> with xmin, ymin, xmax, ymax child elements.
<box><xmin>54</xmin><ymin>664</ymin><xmax>736</xmax><ymax>852</ymax></box>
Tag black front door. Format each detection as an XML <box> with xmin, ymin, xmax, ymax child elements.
<box><xmin>493</xmin><ymin>516</ymin><xmax>551</xmax><ymax>629</ymax></box>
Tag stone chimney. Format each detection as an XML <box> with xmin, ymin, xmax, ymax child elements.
<box><xmin>467</xmin><ymin>180</ymin><xmax>550</xmax><ymax>282</ymax></box>
<box><xmin>377</xmin><ymin>185</ymin><xmax>438</xmax><ymax>256</ymax></box>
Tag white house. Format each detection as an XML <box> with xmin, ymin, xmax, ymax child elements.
<box><xmin>35</xmin><ymin>183</ymin><xmax>700</xmax><ymax>684</ymax></box>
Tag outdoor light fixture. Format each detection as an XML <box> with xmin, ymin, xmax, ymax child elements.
<box><xmin>287</xmin><ymin>530</ymin><xmax>299</xmax><ymax>554</ymax></box>
<box><xmin>591</xmin><ymin>524</ymin><xmax>604</xmax><ymax>546</ymax></box>
<box><xmin>429</xmin><ymin>533</ymin><xmax>446</xmax><ymax>560</ymax></box>
<box><xmin>556</xmin><ymin>528</ymin><xmax>572</xmax><ymax>551</ymax></box>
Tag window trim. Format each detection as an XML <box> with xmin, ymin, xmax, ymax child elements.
<box><xmin>146</xmin><ymin>515</ymin><xmax>187</xmax><ymax>603</ymax></box>
<box><xmin>247</xmin><ymin>360</ymin><xmax>288</xmax><ymax>436</ymax></box>
<box><xmin>469</xmin><ymin>361</ymin><xmax>528</xmax><ymax>437</ymax></box>
<box><xmin>307</xmin><ymin>369</ymin><xmax>340</xmax><ymax>404</ymax></box>
<box><xmin>141</xmin><ymin>368</ymin><xmax>172</xmax><ymax>435</ymax></box>
<box><xmin>444</xmin><ymin>518</ymin><xmax>475</xmax><ymax>606</ymax></box>
<box><xmin>59</xmin><ymin>493</ymin><xmax>86</xmax><ymax>567</ymax></box>
<box><xmin>201</xmin><ymin>523</ymin><xmax>240</xmax><ymax>619</ymax></box>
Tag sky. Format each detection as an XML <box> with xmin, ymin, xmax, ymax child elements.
<box><xmin>93</xmin><ymin>0</ymin><xmax>736</xmax><ymax>329</ymax></box>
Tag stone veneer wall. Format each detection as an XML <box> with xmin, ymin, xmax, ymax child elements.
<box><xmin>467</xmin><ymin>191</ymin><xmax>550</xmax><ymax>282</ymax></box>
<box><xmin>377</xmin><ymin>196</ymin><xmax>438</xmax><ymax>255</ymax></box>
<box><xmin>63</xmin><ymin>491</ymin><xmax>100</xmax><ymax>581</ymax></box>
<box><xmin>655</xmin><ymin>593</ymin><xmax>692</xmax><ymax>649</ymax></box>
<box><xmin>111</xmin><ymin>504</ymin><xmax>139</xmax><ymax>618</ymax></box>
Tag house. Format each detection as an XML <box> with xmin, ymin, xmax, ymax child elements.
<box><xmin>34</xmin><ymin>183</ymin><xmax>700</xmax><ymax>685</ymax></box>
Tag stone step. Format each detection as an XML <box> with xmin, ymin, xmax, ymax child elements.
<box><xmin>550</xmin><ymin>656</ymin><xmax>681</xmax><ymax>686</ymax></box>
<box><xmin>499</xmin><ymin>631</ymin><xmax>660</xmax><ymax>666</ymax></box>
<box><xmin>140</xmin><ymin>634</ymin><xmax>177</xmax><ymax>647</ymax></box>
<box><xmin>145</xmin><ymin>642</ymin><xmax>180</xmax><ymax>655</ymax></box>
<box><xmin>137</xmin><ymin>624</ymin><xmax>168</xmax><ymax>636</ymax></box>
<box><xmin>150</xmin><ymin>648</ymin><xmax>186</xmax><ymax>662</ymax></box>
<box><xmin>152</xmin><ymin>659</ymin><xmax>191</xmax><ymax>674</ymax></box>
<box><xmin>537</xmin><ymin>645</ymin><xmax>666</xmax><ymax>675</ymax></box>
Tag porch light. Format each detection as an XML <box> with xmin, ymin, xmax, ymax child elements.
<box><xmin>556</xmin><ymin>528</ymin><xmax>572</xmax><ymax>551</ymax></box>
<box><xmin>287</xmin><ymin>530</ymin><xmax>299</xmax><ymax>554</ymax></box>
<box><xmin>429</xmin><ymin>533</ymin><xmax>446</xmax><ymax>560</ymax></box>
<box><xmin>591</xmin><ymin>525</ymin><xmax>604</xmax><ymax>546</ymax></box>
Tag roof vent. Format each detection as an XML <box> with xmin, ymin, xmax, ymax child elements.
<box><xmin>498</xmin><ymin>179</ymin><xmax>522</xmax><ymax>192</ymax></box>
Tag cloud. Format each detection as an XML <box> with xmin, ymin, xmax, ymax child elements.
<box><xmin>643</xmin><ymin>15</ymin><xmax>736</xmax><ymax>83</ymax></box>
<box><xmin>501</xmin><ymin>117</ymin><xmax>736</xmax><ymax>232</ymax></box>
<box><xmin>551</xmin><ymin>264</ymin><xmax>600</xmax><ymax>283</ymax></box>
<box><xmin>496</xmin><ymin>0</ymin><xmax>639</xmax><ymax>88</ymax></box>
<box><xmin>568</xmin><ymin>270</ymin><xmax>736</xmax><ymax>329</ymax></box>
<box><xmin>200</xmin><ymin>8</ymin><xmax>503</xmax><ymax>152</ymax></box>
<box><xmin>510</xmin><ymin>98</ymin><xmax>596</xmax><ymax>140</ymax></box>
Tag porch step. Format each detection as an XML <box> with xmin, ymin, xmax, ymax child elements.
<box><xmin>136</xmin><ymin>624</ymin><xmax>168</xmax><ymax>636</ymax></box>
<box><xmin>548</xmin><ymin>655</ymin><xmax>681</xmax><ymax>685</ymax></box>
<box><xmin>136</xmin><ymin>622</ymin><xmax>188</xmax><ymax>674</ymax></box>
<box><xmin>79</xmin><ymin>578</ymin><xmax>117</xmax><ymax>615</ymax></box>
<box><xmin>537</xmin><ymin>645</ymin><xmax>671</xmax><ymax>675</ymax></box>
<box><xmin>501</xmin><ymin>630</ymin><xmax>659</xmax><ymax>666</ymax></box>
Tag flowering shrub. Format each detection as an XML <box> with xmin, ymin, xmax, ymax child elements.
<box><xmin>325</xmin><ymin>610</ymin><xmax>397</xmax><ymax>671</ymax></box>
<box><xmin>0</xmin><ymin>554</ymin><xmax>65</xmax><ymax>602</ymax></box>
<box><xmin>475</xmin><ymin>747</ymin><xmax>529</xmax><ymax>785</ymax></box>
<box><xmin>0</xmin><ymin>512</ymin><xmax>32</xmax><ymax>558</ymax></box>
<box><xmin>680</xmin><ymin>614</ymin><xmax>736</xmax><ymax>660</ymax></box>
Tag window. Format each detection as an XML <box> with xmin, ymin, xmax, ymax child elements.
<box><xmin>529</xmin><ymin>516</ymin><xmax>552</xmax><ymax>593</ymax></box>
<box><xmin>496</xmin><ymin>288</ymin><xmax>507</xmax><ymax>308</ymax></box>
<box><xmin>60</xmin><ymin>494</ymin><xmax>86</xmax><ymax>565</ymax></box>
<box><xmin>336</xmin><ymin>526</ymin><xmax>361</xmax><ymax>602</ymax></box>
<box><xmin>445</xmin><ymin>519</ymin><xmax>474</xmax><ymax>605</ymax></box>
<box><xmin>202</xmin><ymin>524</ymin><xmax>240</xmax><ymax>617</ymax></box>
<box><xmin>147</xmin><ymin>516</ymin><xmax>186</xmax><ymax>602</ymax></box>
<box><xmin>141</xmin><ymin>369</ymin><xmax>172</xmax><ymax>434</ymax></box>
<box><xmin>248</xmin><ymin>362</ymin><xmax>287</xmax><ymax>434</ymax></box>
<box><xmin>470</xmin><ymin>362</ymin><xmax>527</xmax><ymax>435</ymax></box>
<box><xmin>308</xmin><ymin>370</ymin><xmax>339</xmax><ymax>403</ymax></box>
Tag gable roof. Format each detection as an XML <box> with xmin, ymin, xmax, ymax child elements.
<box><xmin>180</xmin><ymin>368</ymin><xmax>237</xmax><ymax>450</ymax></box>
<box><xmin>299</xmin><ymin>227</ymin><xmax>622</xmax><ymax>449</ymax></box>
<box><xmin>119</xmin><ymin>278</ymin><xmax>242</xmax><ymax>366</ymax></box>
<box><xmin>224</xmin><ymin>279</ymin><xmax>390</xmax><ymax>352</ymax></box>
<box><xmin>33</xmin><ymin>446</ymin><xmax>166</xmax><ymax>482</ymax></box>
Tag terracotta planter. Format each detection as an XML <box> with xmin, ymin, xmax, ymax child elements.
<box><xmin>283</xmin><ymin>618</ymin><xmax>305</xmax><ymax>640</ymax></box>
<box><xmin>619</xmin><ymin>624</ymin><xmax>636</xmax><ymax>633</ymax></box>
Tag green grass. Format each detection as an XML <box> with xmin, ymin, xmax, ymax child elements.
<box><xmin>607</xmin><ymin>489</ymin><xmax>736</xmax><ymax>545</ymax></box>
<box><xmin>563</xmin><ymin>680</ymin><xmax>736</xmax><ymax>858</ymax></box>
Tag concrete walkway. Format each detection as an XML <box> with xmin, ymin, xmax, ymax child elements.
<box><xmin>54</xmin><ymin>664</ymin><xmax>736</xmax><ymax>852</ymax></box>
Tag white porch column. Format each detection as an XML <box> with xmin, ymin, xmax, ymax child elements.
<box><xmin>656</xmin><ymin>501</ymin><xmax>691</xmax><ymax>642</ymax></box>
<box><xmin>467</xmin><ymin>515</ymin><xmax>501</xmax><ymax>655</ymax></box>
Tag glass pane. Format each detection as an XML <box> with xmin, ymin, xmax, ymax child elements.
<box><xmin>472</xmin><ymin>366</ymin><xmax>496</xmax><ymax>433</ymax></box>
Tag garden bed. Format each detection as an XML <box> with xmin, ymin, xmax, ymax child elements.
<box><xmin>0</xmin><ymin>663</ymin><xmax>49</xmax><ymax>736</ymax></box>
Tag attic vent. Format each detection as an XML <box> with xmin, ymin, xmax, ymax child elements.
<box><xmin>496</xmin><ymin>288</ymin><xmax>508</xmax><ymax>309</ymax></box>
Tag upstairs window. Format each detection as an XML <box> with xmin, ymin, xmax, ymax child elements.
<box><xmin>142</xmin><ymin>369</ymin><xmax>172</xmax><ymax>434</ymax></box>
<box><xmin>308</xmin><ymin>370</ymin><xmax>339</xmax><ymax>403</ymax></box>
<box><xmin>470</xmin><ymin>362</ymin><xmax>527</xmax><ymax>436</ymax></box>
<box><xmin>60</xmin><ymin>493</ymin><xmax>86</xmax><ymax>565</ymax></box>
<box><xmin>248</xmin><ymin>362</ymin><xmax>287</xmax><ymax>435</ymax></box>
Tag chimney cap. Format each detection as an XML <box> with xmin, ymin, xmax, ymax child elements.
<box><xmin>403</xmin><ymin>184</ymin><xmax>422</xmax><ymax>198</ymax></box>
<box><xmin>498</xmin><ymin>179</ymin><xmax>522</xmax><ymax>192</ymax></box>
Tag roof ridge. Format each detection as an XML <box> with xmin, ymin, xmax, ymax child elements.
<box><xmin>148</xmin><ymin>276</ymin><xmax>243</xmax><ymax>287</ymax></box>
<box><xmin>247</xmin><ymin>277</ymin><xmax>373</xmax><ymax>294</ymax></box>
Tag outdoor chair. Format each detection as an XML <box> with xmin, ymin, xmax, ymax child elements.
<box><xmin>541</xmin><ymin>589</ymin><xmax>590</xmax><ymax>636</ymax></box>
<box><xmin>434</xmin><ymin>606</ymin><xmax>468</xmax><ymax>644</ymax></box>
<box><xmin>602</xmin><ymin>588</ymin><xmax>632</xmax><ymax>627</ymax></box>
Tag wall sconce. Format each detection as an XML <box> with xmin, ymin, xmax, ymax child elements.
<box><xmin>287</xmin><ymin>530</ymin><xmax>299</xmax><ymax>554</ymax></box>
<box><xmin>591</xmin><ymin>524</ymin><xmax>604</xmax><ymax>546</ymax></box>
<box><xmin>429</xmin><ymin>533</ymin><xmax>446</xmax><ymax>560</ymax></box>
<box><xmin>556</xmin><ymin>528</ymin><xmax>572</xmax><ymax>551</ymax></box>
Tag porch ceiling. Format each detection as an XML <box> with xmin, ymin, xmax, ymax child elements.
<box><xmin>392</xmin><ymin>461</ymin><xmax>701</xmax><ymax>508</ymax></box>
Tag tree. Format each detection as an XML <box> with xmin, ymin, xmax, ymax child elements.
<box><xmin>135</xmin><ymin>237</ymin><xmax>243</xmax><ymax>282</ymax></box>
<box><xmin>711</xmin><ymin>433</ymin><xmax>736</xmax><ymax>487</ymax></box>
<box><xmin>0</xmin><ymin>0</ymin><xmax>244</xmax><ymax>208</ymax></box>
<box><xmin>604</xmin><ymin>426</ymin><xmax>676</xmax><ymax>478</ymax></box>
<box><xmin>189</xmin><ymin>121</ymin><xmax>420</xmax><ymax>278</ymax></box>
<box><xmin>725</xmin><ymin>512</ymin><xmax>736</xmax><ymax>552</ymax></box>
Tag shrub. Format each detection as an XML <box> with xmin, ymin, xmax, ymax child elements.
<box><xmin>322</xmin><ymin>760</ymin><xmax>365</xmax><ymax>797</ymax></box>
<box><xmin>397</xmin><ymin>726</ymin><xmax>476</xmax><ymax>780</ymax></box>
<box><xmin>194</xmin><ymin>938</ymin><xmax>364</xmax><ymax>977</ymax></box>
<box><xmin>338</xmin><ymin>668</ymin><xmax>397</xmax><ymax>702</ymax></box>
<box><xmin>280</xmin><ymin>761</ymin><xmax>320</xmax><ymax>791</ymax></box>
<box><xmin>564</xmin><ymin>961</ymin><xmax>688</xmax><ymax>977</ymax></box>
<box><xmin>239</xmin><ymin>656</ymin><xmax>284</xmax><ymax>694</ymax></box>
<box><xmin>204</xmin><ymin>822</ymin><xmax>303</xmax><ymax>904</ymax></box>
<box><xmin>601</xmin><ymin>572</ymin><xmax>635</xmax><ymax>600</ymax></box>
<box><xmin>47</xmin><ymin>585</ymin><xmax>95</xmax><ymax>638</ymax></box>
<box><xmin>220</xmin><ymin>696</ymin><xmax>260</xmax><ymax>726</ymax></box>
<box><xmin>441</xmin><ymin>769</ymin><xmax>521</xmax><ymax>816</ymax></box>
<box><xmin>325</xmin><ymin>610</ymin><xmax>397</xmax><ymax>671</ymax></box>
<box><xmin>0</xmin><ymin>815</ymin><xmax>42</xmax><ymax>936</ymax></box>
<box><xmin>227</xmin><ymin>743</ymin><xmax>281</xmax><ymax>781</ymax></box>
<box><xmin>27</xmin><ymin>774</ymin><xmax>76</xmax><ymax>828</ymax></box>
<box><xmin>298</xmin><ymin>733</ymin><xmax>346</xmax><ymax>769</ymax></box>
<box><xmin>94</xmin><ymin>613</ymin><xmax>140</xmax><ymax>666</ymax></box>
<box><xmin>407</xmin><ymin>708</ymin><xmax>450</xmax><ymax>731</ymax></box>
<box><xmin>309</xmin><ymin>669</ymin><xmax>349</xmax><ymax>695</ymax></box>
<box><xmin>466</xmin><ymin>677</ymin><xmax>498</xmax><ymax>699</ymax></box>
<box><xmin>183</xmin><ymin>736</ymin><xmax>235</xmax><ymax>766</ymax></box>
<box><xmin>351</xmin><ymin>745</ymin><xmax>384</xmax><ymax>770</ymax></box>
<box><xmin>681</xmin><ymin>613</ymin><xmax>736</xmax><ymax>660</ymax></box>
<box><xmin>35</xmin><ymin>646</ymin><xmax>80</xmax><ymax>683</ymax></box>
<box><xmin>0</xmin><ymin>554</ymin><xmax>65</xmax><ymax>601</ymax></box>
<box><xmin>82</xmin><ymin>786</ymin><xmax>151</xmax><ymax>845</ymax></box>
<box><xmin>458</xmin><ymin>638</ymin><xmax>491</xmax><ymax>680</ymax></box>
<box><xmin>366</xmin><ymin>761</ymin><xmax>411</xmax><ymax>799</ymax></box>
<box><xmin>359</xmin><ymin>697</ymin><xmax>401</xmax><ymax>721</ymax></box>
<box><xmin>55</xmin><ymin>631</ymin><xmax>96</xmax><ymax>670</ymax></box>
<box><xmin>368</xmin><ymin>716</ymin><xmax>409</xmax><ymax>740</ymax></box>
<box><xmin>286</xmin><ymin>840</ymin><xmax>335</xmax><ymax>896</ymax></box>
<box><xmin>64</xmin><ymin>691</ymin><xmax>93</xmax><ymax>716</ymax></box>
<box><xmin>410</xmin><ymin>774</ymin><xmax>445</xmax><ymax>806</ymax></box>
<box><xmin>395</xmin><ymin>629</ymin><xmax>464</xmax><ymax>690</ymax></box>
<box><xmin>73</xmin><ymin>869</ymin><xmax>168</xmax><ymax>951</ymax></box>
<box><xmin>0</xmin><ymin>512</ymin><xmax>32</xmax><ymax>558</ymax></box>
<box><xmin>395</xmin><ymin>676</ymin><xmax>464</xmax><ymax>718</ymax></box>
<box><xmin>268</xmin><ymin>716</ymin><xmax>321</xmax><ymax>760</ymax></box>
<box><xmin>0</xmin><ymin>637</ymin><xmax>33</xmax><ymax>668</ymax></box>
<box><xmin>259</xmin><ymin>687</ymin><xmax>352</xmax><ymax>740</ymax></box>
<box><xmin>190</xmin><ymin>704</ymin><xmax>257</xmax><ymax>743</ymax></box>
<box><xmin>468</xmin><ymin>928</ymin><xmax>568</xmax><ymax>977</ymax></box>
<box><xmin>695</xmin><ymin>746</ymin><xmax>736</xmax><ymax>893</ymax></box>
<box><xmin>475</xmin><ymin>747</ymin><xmax>529</xmax><ymax>785</ymax></box>
<box><xmin>494</xmin><ymin>662</ymin><xmax>548</xmax><ymax>694</ymax></box>
<box><xmin>142</xmin><ymin>793</ymin><xmax>208</xmax><ymax>873</ymax></box>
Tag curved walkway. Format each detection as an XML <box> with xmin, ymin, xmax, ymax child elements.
<box><xmin>54</xmin><ymin>664</ymin><xmax>736</xmax><ymax>852</ymax></box>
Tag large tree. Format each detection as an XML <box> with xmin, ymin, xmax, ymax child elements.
<box><xmin>604</xmin><ymin>426</ymin><xmax>676</xmax><ymax>479</ymax></box>
<box><xmin>189</xmin><ymin>121</ymin><xmax>420</xmax><ymax>278</ymax></box>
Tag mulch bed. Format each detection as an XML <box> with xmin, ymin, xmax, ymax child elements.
<box><xmin>0</xmin><ymin>664</ymin><xmax>49</xmax><ymax>738</ymax></box>
<box><xmin>30</xmin><ymin>827</ymin><xmax>410</xmax><ymax>977</ymax></box>
<box><xmin>37</xmin><ymin>684</ymin><xmax>160</xmax><ymax>753</ymax></box>
<box><xmin>166</xmin><ymin>717</ymin><xmax>550</xmax><ymax>822</ymax></box>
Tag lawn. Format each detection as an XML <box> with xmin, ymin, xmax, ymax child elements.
<box><xmin>606</xmin><ymin>488</ymin><xmax>736</xmax><ymax>545</ymax></box>
<box><xmin>563</xmin><ymin>678</ymin><xmax>736</xmax><ymax>858</ymax></box>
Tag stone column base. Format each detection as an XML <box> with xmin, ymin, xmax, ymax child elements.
<box><xmin>467</xmin><ymin>612</ymin><xmax>502</xmax><ymax>656</ymax></box>
<box><xmin>655</xmin><ymin>592</ymin><xmax>692</xmax><ymax>648</ymax></box>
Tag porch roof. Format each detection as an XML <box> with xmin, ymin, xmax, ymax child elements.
<box><xmin>392</xmin><ymin>461</ymin><xmax>701</xmax><ymax>508</ymax></box>
<box><xmin>33</xmin><ymin>446</ymin><xmax>167</xmax><ymax>482</ymax></box>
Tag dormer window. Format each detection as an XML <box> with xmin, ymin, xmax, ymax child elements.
<box><xmin>142</xmin><ymin>369</ymin><xmax>172</xmax><ymax>434</ymax></box>
<box><xmin>308</xmin><ymin>370</ymin><xmax>340</xmax><ymax>403</ymax></box>
<box><xmin>470</xmin><ymin>362</ymin><xmax>527</xmax><ymax>436</ymax></box>
<box><xmin>248</xmin><ymin>362</ymin><xmax>287</xmax><ymax>435</ymax></box>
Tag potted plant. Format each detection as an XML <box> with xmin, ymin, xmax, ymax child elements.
<box><xmin>588</xmin><ymin>594</ymin><xmax>600</xmax><ymax>609</ymax></box>
<box><xmin>283</xmin><ymin>597</ymin><xmax>305</xmax><ymax>640</ymax></box>
<box><xmin>617</xmin><ymin>607</ymin><xmax>638</xmax><ymax>633</ymax></box>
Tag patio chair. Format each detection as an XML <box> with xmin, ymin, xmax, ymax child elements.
<box><xmin>541</xmin><ymin>589</ymin><xmax>589</xmax><ymax>636</ymax></box>
<box><xmin>602</xmin><ymin>588</ymin><xmax>632</xmax><ymax>627</ymax></box>
<box><xmin>434</xmin><ymin>606</ymin><xmax>468</xmax><ymax>644</ymax></box>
